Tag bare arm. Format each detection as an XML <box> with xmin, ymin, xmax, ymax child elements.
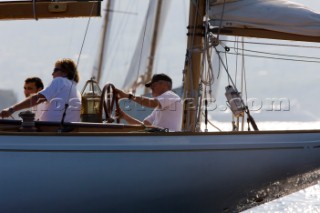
<box><xmin>115</xmin><ymin>89</ymin><xmax>160</xmax><ymax>109</ymax></box>
<box><xmin>0</xmin><ymin>93</ymin><xmax>46</xmax><ymax>118</ymax></box>
<box><xmin>143</xmin><ymin>120</ymin><xmax>152</xmax><ymax>126</ymax></box>
<box><xmin>131</xmin><ymin>95</ymin><xmax>159</xmax><ymax>109</ymax></box>
<box><xmin>121</xmin><ymin>112</ymin><xmax>144</xmax><ymax>125</ymax></box>
<box><xmin>116</xmin><ymin>108</ymin><xmax>144</xmax><ymax>125</ymax></box>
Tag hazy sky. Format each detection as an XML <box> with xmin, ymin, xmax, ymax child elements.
<box><xmin>0</xmin><ymin>0</ymin><xmax>319</xmax><ymax>124</ymax></box>
<box><xmin>209</xmin><ymin>0</ymin><xmax>320</xmax><ymax>123</ymax></box>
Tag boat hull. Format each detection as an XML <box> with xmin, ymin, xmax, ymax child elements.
<box><xmin>1</xmin><ymin>131</ymin><xmax>320</xmax><ymax>212</ymax></box>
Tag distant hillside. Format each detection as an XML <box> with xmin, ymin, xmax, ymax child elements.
<box><xmin>0</xmin><ymin>89</ymin><xmax>17</xmax><ymax>110</ymax></box>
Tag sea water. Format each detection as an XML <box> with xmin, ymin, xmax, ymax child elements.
<box><xmin>257</xmin><ymin>125</ymin><xmax>320</xmax><ymax>213</ymax></box>
<box><xmin>207</xmin><ymin>121</ymin><xmax>320</xmax><ymax>212</ymax></box>
<box><xmin>242</xmin><ymin>183</ymin><xmax>320</xmax><ymax>212</ymax></box>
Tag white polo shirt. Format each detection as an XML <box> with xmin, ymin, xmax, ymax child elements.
<box><xmin>39</xmin><ymin>77</ymin><xmax>81</xmax><ymax>122</ymax></box>
<box><xmin>32</xmin><ymin>102</ymin><xmax>46</xmax><ymax>121</ymax></box>
<box><xmin>144</xmin><ymin>90</ymin><xmax>182</xmax><ymax>131</ymax></box>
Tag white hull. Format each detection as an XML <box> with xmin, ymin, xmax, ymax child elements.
<box><xmin>0</xmin><ymin>0</ymin><xmax>319</xmax><ymax>212</ymax></box>
<box><xmin>1</xmin><ymin>130</ymin><xmax>320</xmax><ymax>212</ymax></box>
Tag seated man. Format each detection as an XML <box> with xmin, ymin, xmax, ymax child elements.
<box><xmin>115</xmin><ymin>73</ymin><xmax>182</xmax><ymax>131</ymax></box>
<box><xmin>23</xmin><ymin>77</ymin><xmax>45</xmax><ymax>120</ymax></box>
<box><xmin>0</xmin><ymin>59</ymin><xmax>81</xmax><ymax>122</ymax></box>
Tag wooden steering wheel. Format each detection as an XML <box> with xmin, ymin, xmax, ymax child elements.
<box><xmin>100</xmin><ymin>83</ymin><xmax>120</xmax><ymax>123</ymax></box>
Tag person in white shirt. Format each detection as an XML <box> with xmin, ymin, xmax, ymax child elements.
<box><xmin>24</xmin><ymin>77</ymin><xmax>44</xmax><ymax>98</ymax></box>
<box><xmin>115</xmin><ymin>73</ymin><xmax>182</xmax><ymax>131</ymax></box>
<box><xmin>0</xmin><ymin>58</ymin><xmax>81</xmax><ymax>122</ymax></box>
<box><xmin>23</xmin><ymin>77</ymin><xmax>45</xmax><ymax>121</ymax></box>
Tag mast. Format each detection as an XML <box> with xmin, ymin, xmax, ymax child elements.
<box><xmin>143</xmin><ymin>0</ymin><xmax>163</xmax><ymax>94</ymax></box>
<box><xmin>123</xmin><ymin>0</ymin><xmax>166</xmax><ymax>94</ymax></box>
<box><xmin>182</xmin><ymin>0</ymin><xmax>206</xmax><ymax>132</ymax></box>
<box><xmin>94</xmin><ymin>0</ymin><xmax>113</xmax><ymax>84</ymax></box>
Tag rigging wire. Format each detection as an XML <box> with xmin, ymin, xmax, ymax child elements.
<box><xmin>103</xmin><ymin>2</ymin><xmax>136</xmax><ymax>84</ymax></box>
<box><xmin>206</xmin><ymin>3</ymin><xmax>320</xmax><ymax>131</ymax></box>
<box><xmin>106</xmin><ymin>9</ymin><xmax>138</xmax><ymax>15</ymax></box>
<box><xmin>242</xmin><ymin>40</ymin><xmax>248</xmax><ymax>103</ymax></box>
<box><xmin>214</xmin><ymin>43</ymin><xmax>259</xmax><ymax>132</ymax></box>
<box><xmin>200</xmin><ymin>0</ymin><xmax>212</xmax><ymax>132</ymax></box>
<box><xmin>229</xmin><ymin>37</ymin><xmax>248</xmax><ymax>131</ymax></box>
<box><xmin>241</xmin><ymin>39</ymin><xmax>248</xmax><ymax>131</ymax></box>
<box><xmin>199</xmin><ymin>0</ymin><xmax>228</xmax><ymax>131</ymax></box>
<box><xmin>213</xmin><ymin>46</ymin><xmax>240</xmax><ymax>94</ymax></box>
<box><xmin>133</xmin><ymin>1</ymin><xmax>153</xmax><ymax>90</ymax></box>
<box><xmin>224</xmin><ymin>51</ymin><xmax>320</xmax><ymax>64</ymax></box>
<box><xmin>60</xmin><ymin>3</ymin><xmax>96</xmax><ymax>128</ymax></box>
<box><xmin>202</xmin><ymin>48</ymin><xmax>215</xmax><ymax>85</ymax></box>
<box><xmin>224</xmin><ymin>50</ymin><xmax>230</xmax><ymax>85</ymax></box>
<box><xmin>201</xmin><ymin>112</ymin><xmax>222</xmax><ymax>132</ymax></box>
<box><xmin>234</xmin><ymin>37</ymin><xmax>239</xmax><ymax>87</ymax></box>
<box><xmin>215</xmin><ymin>0</ymin><xmax>226</xmax><ymax>42</ymax></box>
<box><xmin>220</xmin><ymin>39</ymin><xmax>320</xmax><ymax>49</ymax></box>
<box><xmin>201</xmin><ymin>1</ymin><xmax>215</xmax><ymax>87</ymax></box>
<box><xmin>229</xmin><ymin>47</ymin><xmax>320</xmax><ymax>61</ymax></box>
<box><xmin>75</xmin><ymin>10</ymin><xmax>94</xmax><ymax>68</ymax></box>
<box><xmin>196</xmin><ymin>0</ymin><xmax>207</xmax><ymax>130</ymax></box>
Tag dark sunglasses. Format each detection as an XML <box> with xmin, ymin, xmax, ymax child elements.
<box><xmin>24</xmin><ymin>87</ymin><xmax>35</xmax><ymax>90</ymax></box>
<box><xmin>53</xmin><ymin>68</ymin><xmax>62</xmax><ymax>73</ymax></box>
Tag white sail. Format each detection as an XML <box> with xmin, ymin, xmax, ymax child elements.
<box><xmin>209</xmin><ymin>0</ymin><xmax>320</xmax><ymax>37</ymax></box>
<box><xmin>122</xmin><ymin>0</ymin><xmax>171</xmax><ymax>92</ymax></box>
<box><xmin>1</xmin><ymin>1</ymin><xmax>320</xmax><ymax>213</ymax></box>
<box><xmin>91</xmin><ymin>0</ymin><xmax>116</xmax><ymax>83</ymax></box>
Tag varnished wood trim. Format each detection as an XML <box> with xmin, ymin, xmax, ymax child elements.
<box><xmin>0</xmin><ymin>1</ymin><xmax>101</xmax><ymax>20</ymax></box>
<box><xmin>213</xmin><ymin>28</ymin><xmax>320</xmax><ymax>43</ymax></box>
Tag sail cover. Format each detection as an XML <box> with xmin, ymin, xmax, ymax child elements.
<box><xmin>209</xmin><ymin>0</ymin><xmax>320</xmax><ymax>37</ymax></box>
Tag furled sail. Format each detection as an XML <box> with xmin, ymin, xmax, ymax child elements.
<box><xmin>209</xmin><ymin>0</ymin><xmax>320</xmax><ymax>41</ymax></box>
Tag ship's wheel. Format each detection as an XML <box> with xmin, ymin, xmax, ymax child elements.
<box><xmin>100</xmin><ymin>83</ymin><xmax>120</xmax><ymax>123</ymax></box>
